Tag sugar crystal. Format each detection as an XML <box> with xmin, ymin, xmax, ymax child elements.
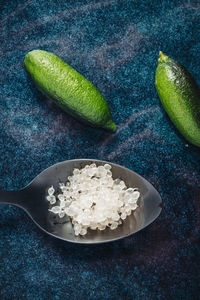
<box><xmin>47</xmin><ymin>163</ymin><xmax>140</xmax><ymax>236</ymax></box>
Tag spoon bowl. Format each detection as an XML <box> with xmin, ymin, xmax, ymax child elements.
<box><xmin>0</xmin><ymin>159</ymin><xmax>162</xmax><ymax>244</ymax></box>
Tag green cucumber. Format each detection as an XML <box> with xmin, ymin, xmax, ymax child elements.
<box><xmin>24</xmin><ymin>50</ymin><xmax>116</xmax><ymax>132</ymax></box>
<box><xmin>155</xmin><ymin>51</ymin><xmax>200</xmax><ymax>147</ymax></box>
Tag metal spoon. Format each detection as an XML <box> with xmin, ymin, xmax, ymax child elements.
<box><xmin>0</xmin><ymin>159</ymin><xmax>162</xmax><ymax>244</ymax></box>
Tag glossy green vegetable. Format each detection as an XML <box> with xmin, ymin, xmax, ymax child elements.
<box><xmin>155</xmin><ymin>51</ymin><xmax>200</xmax><ymax>147</ymax></box>
<box><xmin>25</xmin><ymin>50</ymin><xmax>116</xmax><ymax>132</ymax></box>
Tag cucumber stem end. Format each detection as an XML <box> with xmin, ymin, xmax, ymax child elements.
<box><xmin>158</xmin><ymin>51</ymin><xmax>168</xmax><ymax>62</ymax></box>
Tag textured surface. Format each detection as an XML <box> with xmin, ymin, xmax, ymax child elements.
<box><xmin>0</xmin><ymin>0</ymin><xmax>200</xmax><ymax>299</ymax></box>
<box><xmin>155</xmin><ymin>53</ymin><xmax>200</xmax><ymax>147</ymax></box>
<box><xmin>24</xmin><ymin>50</ymin><xmax>116</xmax><ymax>131</ymax></box>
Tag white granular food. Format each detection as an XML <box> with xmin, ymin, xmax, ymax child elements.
<box><xmin>47</xmin><ymin>163</ymin><xmax>140</xmax><ymax>236</ymax></box>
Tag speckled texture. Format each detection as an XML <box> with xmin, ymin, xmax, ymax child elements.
<box><xmin>0</xmin><ymin>0</ymin><xmax>200</xmax><ymax>299</ymax></box>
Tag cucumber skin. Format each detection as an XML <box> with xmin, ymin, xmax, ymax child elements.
<box><xmin>24</xmin><ymin>50</ymin><xmax>116</xmax><ymax>132</ymax></box>
<box><xmin>155</xmin><ymin>57</ymin><xmax>200</xmax><ymax>147</ymax></box>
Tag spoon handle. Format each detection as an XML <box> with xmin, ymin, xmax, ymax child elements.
<box><xmin>0</xmin><ymin>190</ymin><xmax>25</xmax><ymax>208</ymax></box>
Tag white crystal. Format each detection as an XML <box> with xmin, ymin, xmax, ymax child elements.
<box><xmin>87</xmin><ymin>168</ymin><xmax>96</xmax><ymax>177</ymax></box>
<box><xmin>106</xmin><ymin>170</ymin><xmax>112</xmax><ymax>177</ymax></box>
<box><xmin>49</xmin><ymin>206</ymin><xmax>61</xmax><ymax>214</ymax></box>
<box><xmin>60</xmin><ymin>201</ymin><xmax>66</xmax><ymax>208</ymax></box>
<box><xmin>46</xmin><ymin>195</ymin><xmax>56</xmax><ymax>202</ymax></box>
<box><xmin>126</xmin><ymin>209</ymin><xmax>131</xmax><ymax>215</ymax></box>
<box><xmin>114</xmin><ymin>178</ymin><xmax>121</xmax><ymax>185</ymax></box>
<box><xmin>107</xmin><ymin>178</ymin><xmax>114</xmax><ymax>187</ymax></box>
<box><xmin>110</xmin><ymin>222</ymin><xmax>118</xmax><ymax>230</ymax></box>
<box><xmin>73</xmin><ymin>169</ymin><xmax>80</xmax><ymax>175</ymax></box>
<box><xmin>80</xmin><ymin>228</ymin><xmax>87</xmax><ymax>235</ymax></box>
<box><xmin>119</xmin><ymin>207</ymin><xmax>125</xmax><ymax>213</ymax></box>
<box><xmin>50</xmin><ymin>198</ymin><xmax>56</xmax><ymax>205</ymax></box>
<box><xmin>90</xmin><ymin>224</ymin><xmax>97</xmax><ymax>230</ymax></box>
<box><xmin>90</xmin><ymin>163</ymin><xmax>96</xmax><ymax>168</ymax></box>
<box><xmin>74</xmin><ymin>223</ymin><xmax>82</xmax><ymax>235</ymax></box>
<box><xmin>48</xmin><ymin>186</ymin><xmax>55</xmax><ymax>195</ymax></box>
<box><xmin>104</xmin><ymin>164</ymin><xmax>111</xmax><ymax>170</ymax></box>
<box><xmin>125</xmin><ymin>188</ymin><xmax>138</xmax><ymax>194</ymax></box>
<box><xmin>121</xmin><ymin>213</ymin><xmax>127</xmax><ymax>220</ymax></box>
<box><xmin>81</xmin><ymin>217</ymin><xmax>90</xmax><ymax>226</ymax></box>
<box><xmin>65</xmin><ymin>200</ymin><xmax>71</xmax><ymax>206</ymax></box>
<box><xmin>128</xmin><ymin>197</ymin><xmax>137</xmax><ymax>204</ymax></box>
<box><xmin>119</xmin><ymin>181</ymin><xmax>126</xmax><ymax>189</ymax></box>
<box><xmin>68</xmin><ymin>176</ymin><xmax>73</xmax><ymax>182</ymax></box>
<box><xmin>98</xmin><ymin>224</ymin><xmax>106</xmax><ymax>230</ymax></box>
<box><xmin>111</xmin><ymin>213</ymin><xmax>120</xmax><ymax>221</ymax></box>
<box><xmin>126</xmin><ymin>210</ymin><xmax>132</xmax><ymax>216</ymax></box>
<box><xmin>60</xmin><ymin>186</ymin><xmax>68</xmax><ymax>193</ymax></box>
<box><xmin>98</xmin><ymin>166</ymin><xmax>107</xmax><ymax>177</ymax></box>
<box><xmin>130</xmin><ymin>203</ymin><xmax>138</xmax><ymax>210</ymax></box>
<box><xmin>125</xmin><ymin>204</ymin><xmax>131</xmax><ymax>212</ymax></box>
<box><xmin>118</xmin><ymin>200</ymin><xmax>123</xmax><ymax>207</ymax></box>
<box><xmin>65</xmin><ymin>207</ymin><xmax>75</xmax><ymax>217</ymax></box>
<box><xmin>132</xmin><ymin>191</ymin><xmax>140</xmax><ymax>199</ymax></box>
<box><xmin>58</xmin><ymin>194</ymin><xmax>65</xmax><ymax>201</ymax></box>
<box><xmin>59</xmin><ymin>211</ymin><xmax>65</xmax><ymax>218</ymax></box>
<box><xmin>47</xmin><ymin>163</ymin><xmax>140</xmax><ymax>236</ymax></box>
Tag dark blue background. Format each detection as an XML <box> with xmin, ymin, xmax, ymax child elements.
<box><xmin>0</xmin><ymin>0</ymin><xmax>200</xmax><ymax>299</ymax></box>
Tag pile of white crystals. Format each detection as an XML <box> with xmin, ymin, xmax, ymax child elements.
<box><xmin>47</xmin><ymin>163</ymin><xmax>140</xmax><ymax>236</ymax></box>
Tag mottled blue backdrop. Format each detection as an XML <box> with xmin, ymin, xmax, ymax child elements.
<box><xmin>0</xmin><ymin>0</ymin><xmax>200</xmax><ymax>299</ymax></box>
